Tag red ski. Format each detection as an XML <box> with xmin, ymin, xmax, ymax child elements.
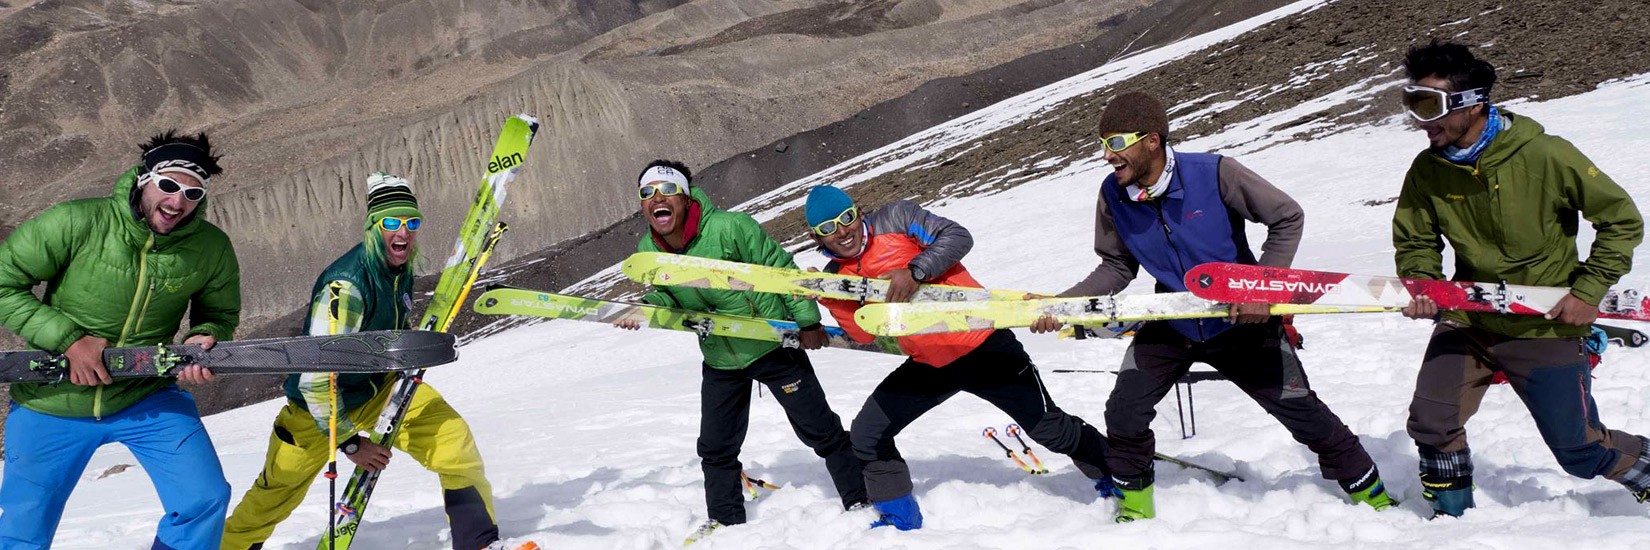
<box><xmin>1184</xmin><ymin>262</ymin><xmax>1650</xmax><ymax>322</ymax></box>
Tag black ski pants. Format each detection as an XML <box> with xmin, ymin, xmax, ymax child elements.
<box><xmin>699</xmin><ymin>347</ymin><xmax>866</xmax><ymax>525</ymax></box>
<box><xmin>1105</xmin><ymin>318</ymin><xmax>1373</xmax><ymax>484</ymax></box>
<box><xmin>850</xmin><ymin>330</ymin><xmax>1111</xmax><ymax>502</ymax></box>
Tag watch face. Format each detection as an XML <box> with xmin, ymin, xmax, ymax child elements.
<box><xmin>344</xmin><ymin>442</ymin><xmax>359</xmax><ymax>454</ymax></box>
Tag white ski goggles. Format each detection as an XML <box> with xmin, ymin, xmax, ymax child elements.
<box><xmin>1402</xmin><ymin>85</ymin><xmax>1488</xmax><ymax>122</ymax></box>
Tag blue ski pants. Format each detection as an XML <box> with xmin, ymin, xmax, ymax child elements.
<box><xmin>0</xmin><ymin>387</ymin><xmax>230</xmax><ymax>550</ymax></box>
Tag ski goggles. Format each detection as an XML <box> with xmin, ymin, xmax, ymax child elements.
<box><xmin>1101</xmin><ymin>132</ymin><xmax>1147</xmax><ymax>153</ymax></box>
<box><xmin>638</xmin><ymin>181</ymin><xmax>687</xmax><ymax>201</ymax></box>
<box><xmin>1402</xmin><ymin>85</ymin><xmax>1488</xmax><ymax>122</ymax></box>
<box><xmin>148</xmin><ymin>173</ymin><xmax>206</xmax><ymax>202</ymax></box>
<box><xmin>811</xmin><ymin>206</ymin><xmax>859</xmax><ymax>237</ymax></box>
<box><xmin>378</xmin><ymin>216</ymin><xmax>422</xmax><ymax>232</ymax></box>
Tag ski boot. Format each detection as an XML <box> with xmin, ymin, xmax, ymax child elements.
<box><xmin>682</xmin><ymin>519</ymin><xmax>723</xmax><ymax>546</ymax></box>
<box><xmin>1112</xmin><ymin>473</ymin><xmax>1155</xmax><ymax>523</ymax></box>
<box><xmin>1420</xmin><ymin>474</ymin><xmax>1474</xmax><ymax>519</ymax></box>
<box><xmin>1095</xmin><ymin>476</ymin><xmax>1122</xmax><ymax>499</ymax></box>
<box><xmin>868</xmin><ymin>494</ymin><xmax>923</xmax><ymax>530</ymax></box>
<box><xmin>1341</xmin><ymin>466</ymin><xmax>1398</xmax><ymax>511</ymax></box>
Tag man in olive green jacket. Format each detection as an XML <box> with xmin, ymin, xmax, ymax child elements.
<box><xmin>1393</xmin><ymin>42</ymin><xmax>1647</xmax><ymax>518</ymax></box>
<box><xmin>615</xmin><ymin>160</ymin><xmax>866</xmax><ymax>540</ymax></box>
<box><xmin>0</xmin><ymin>132</ymin><xmax>239</xmax><ymax>548</ymax></box>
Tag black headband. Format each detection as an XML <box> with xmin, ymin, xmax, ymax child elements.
<box><xmin>142</xmin><ymin>143</ymin><xmax>214</xmax><ymax>183</ymax></box>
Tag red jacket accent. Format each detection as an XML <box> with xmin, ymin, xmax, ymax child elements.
<box><xmin>649</xmin><ymin>201</ymin><xmax>703</xmax><ymax>252</ymax></box>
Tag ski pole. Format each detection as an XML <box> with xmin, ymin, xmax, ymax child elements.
<box><xmin>740</xmin><ymin>471</ymin><xmax>780</xmax><ymax>500</ymax></box>
<box><xmin>983</xmin><ymin>427</ymin><xmax>1036</xmax><ymax>474</ymax></box>
<box><xmin>1004</xmin><ymin>424</ymin><xmax>1049</xmax><ymax>474</ymax></box>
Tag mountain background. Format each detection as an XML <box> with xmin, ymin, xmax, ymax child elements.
<box><xmin>1</xmin><ymin>0</ymin><xmax>1647</xmax><ymax>419</ymax></box>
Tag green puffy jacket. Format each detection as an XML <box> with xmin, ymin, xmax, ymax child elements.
<box><xmin>638</xmin><ymin>187</ymin><xmax>823</xmax><ymax>369</ymax></box>
<box><xmin>1393</xmin><ymin>112</ymin><xmax>1644</xmax><ymax>338</ymax></box>
<box><xmin>0</xmin><ymin>167</ymin><xmax>241</xmax><ymax>418</ymax></box>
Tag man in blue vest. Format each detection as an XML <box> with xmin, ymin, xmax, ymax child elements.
<box><xmin>1031</xmin><ymin>91</ymin><xmax>1392</xmax><ymax>522</ymax></box>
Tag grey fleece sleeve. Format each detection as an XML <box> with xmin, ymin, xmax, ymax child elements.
<box><xmin>1217</xmin><ymin>157</ymin><xmax>1304</xmax><ymax>268</ymax></box>
<box><xmin>1058</xmin><ymin>192</ymin><xmax>1139</xmax><ymax>297</ymax></box>
<box><xmin>883</xmin><ymin>200</ymin><xmax>973</xmax><ymax>281</ymax></box>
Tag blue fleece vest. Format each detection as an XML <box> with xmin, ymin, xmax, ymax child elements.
<box><xmin>1103</xmin><ymin>152</ymin><xmax>1255</xmax><ymax>341</ymax></box>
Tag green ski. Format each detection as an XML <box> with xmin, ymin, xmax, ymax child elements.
<box><xmin>473</xmin><ymin>287</ymin><xmax>901</xmax><ymax>355</ymax></box>
<box><xmin>622</xmin><ymin>251</ymin><xmax>1029</xmax><ymax>303</ymax></box>
<box><xmin>324</xmin><ymin>114</ymin><xmax>538</xmax><ymax>550</ymax></box>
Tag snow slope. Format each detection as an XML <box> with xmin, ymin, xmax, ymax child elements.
<box><xmin>36</xmin><ymin>2</ymin><xmax>1650</xmax><ymax>548</ymax></box>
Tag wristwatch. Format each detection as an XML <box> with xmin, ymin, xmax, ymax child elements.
<box><xmin>340</xmin><ymin>434</ymin><xmax>362</xmax><ymax>456</ymax></box>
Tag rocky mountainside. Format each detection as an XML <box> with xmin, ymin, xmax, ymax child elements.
<box><xmin>0</xmin><ymin>0</ymin><xmax>1164</xmax><ymax>332</ymax></box>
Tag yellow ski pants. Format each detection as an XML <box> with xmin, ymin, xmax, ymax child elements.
<box><xmin>221</xmin><ymin>383</ymin><xmax>496</xmax><ymax>550</ymax></box>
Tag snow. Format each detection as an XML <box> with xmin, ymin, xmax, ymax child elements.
<box><xmin>31</xmin><ymin>6</ymin><xmax>1650</xmax><ymax>550</ymax></box>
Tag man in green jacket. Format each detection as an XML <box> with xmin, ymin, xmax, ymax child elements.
<box><xmin>1393</xmin><ymin>41</ymin><xmax>1648</xmax><ymax>518</ymax></box>
<box><xmin>0</xmin><ymin>132</ymin><xmax>239</xmax><ymax>548</ymax></box>
<box><xmin>615</xmin><ymin>160</ymin><xmax>866</xmax><ymax>541</ymax></box>
<box><xmin>221</xmin><ymin>173</ymin><xmax>502</xmax><ymax>550</ymax></box>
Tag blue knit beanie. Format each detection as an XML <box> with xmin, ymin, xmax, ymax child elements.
<box><xmin>805</xmin><ymin>185</ymin><xmax>855</xmax><ymax>228</ymax></box>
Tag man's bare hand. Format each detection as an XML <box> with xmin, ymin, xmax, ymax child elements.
<box><xmin>613</xmin><ymin>318</ymin><xmax>643</xmax><ymax>330</ymax></box>
<box><xmin>887</xmin><ymin>268</ymin><xmax>919</xmax><ymax>303</ymax></box>
<box><xmin>1546</xmin><ymin>293</ymin><xmax>1599</xmax><ymax>327</ymax></box>
<box><xmin>1402</xmin><ymin>295</ymin><xmax>1439</xmax><ymax>320</ymax></box>
<box><xmin>1227</xmin><ymin>302</ymin><xmax>1271</xmax><ymax>324</ymax></box>
<box><xmin>177</xmin><ymin>334</ymin><xmax>218</xmax><ymax>385</ymax></box>
<box><xmin>66</xmin><ymin>335</ymin><xmax>112</xmax><ymax>386</ymax></box>
<box><xmin>345</xmin><ymin>439</ymin><xmax>393</xmax><ymax>472</ymax></box>
<box><xmin>798</xmin><ymin>327</ymin><xmax>828</xmax><ymax>350</ymax></box>
<box><xmin>1029</xmin><ymin>314</ymin><xmax>1064</xmax><ymax>334</ymax></box>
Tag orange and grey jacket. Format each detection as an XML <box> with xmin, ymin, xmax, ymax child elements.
<box><xmin>820</xmin><ymin>200</ymin><xmax>991</xmax><ymax>367</ymax></box>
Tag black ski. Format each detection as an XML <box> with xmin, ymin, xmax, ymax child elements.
<box><xmin>0</xmin><ymin>330</ymin><xmax>456</xmax><ymax>383</ymax></box>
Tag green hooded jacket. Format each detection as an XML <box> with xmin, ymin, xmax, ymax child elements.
<box><xmin>1393</xmin><ymin>111</ymin><xmax>1644</xmax><ymax>338</ymax></box>
<box><xmin>282</xmin><ymin>242</ymin><xmax>412</xmax><ymax>434</ymax></box>
<box><xmin>638</xmin><ymin>187</ymin><xmax>823</xmax><ymax>369</ymax></box>
<box><xmin>0</xmin><ymin>167</ymin><xmax>241</xmax><ymax>418</ymax></box>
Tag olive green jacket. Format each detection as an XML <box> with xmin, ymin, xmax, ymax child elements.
<box><xmin>1393</xmin><ymin>112</ymin><xmax>1643</xmax><ymax>338</ymax></box>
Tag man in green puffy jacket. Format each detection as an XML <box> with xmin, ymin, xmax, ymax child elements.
<box><xmin>1393</xmin><ymin>41</ymin><xmax>1648</xmax><ymax>518</ymax></box>
<box><xmin>0</xmin><ymin>132</ymin><xmax>240</xmax><ymax>548</ymax></box>
<box><xmin>615</xmin><ymin>160</ymin><xmax>866</xmax><ymax>541</ymax></box>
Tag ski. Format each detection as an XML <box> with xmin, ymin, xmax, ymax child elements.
<box><xmin>1151</xmin><ymin>452</ymin><xmax>1244</xmax><ymax>484</ymax></box>
<box><xmin>1597</xmin><ymin>323</ymin><xmax>1648</xmax><ymax>348</ymax></box>
<box><xmin>472</xmin><ymin>287</ymin><xmax>902</xmax><ymax>355</ymax></box>
<box><xmin>854</xmin><ymin>294</ymin><xmax>1394</xmax><ymax>336</ymax></box>
<box><xmin>1184</xmin><ymin>262</ymin><xmax>1650</xmax><ymax>321</ymax></box>
<box><xmin>983</xmin><ymin>426</ymin><xmax>1039</xmax><ymax>474</ymax></box>
<box><xmin>622</xmin><ymin>252</ymin><xmax>1029</xmax><ymax>303</ymax></box>
<box><xmin>324</xmin><ymin>114</ymin><xmax>538</xmax><ymax>550</ymax></box>
<box><xmin>0</xmin><ymin>330</ymin><xmax>456</xmax><ymax>383</ymax></box>
<box><xmin>1004</xmin><ymin>424</ymin><xmax>1050</xmax><ymax>474</ymax></box>
<box><xmin>682</xmin><ymin>520</ymin><xmax>723</xmax><ymax>546</ymax></box>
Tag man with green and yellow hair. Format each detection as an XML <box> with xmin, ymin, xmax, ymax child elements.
<box><xmin>222</xmin><ymin>172</ymin><xmax>504</xmax><ymax>550</ymax></box>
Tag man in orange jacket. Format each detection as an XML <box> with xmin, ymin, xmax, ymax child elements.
<box><xmin>802</xmin><ymin>184</ymin><xmax>1114</xmax><ymax>530</ymax></box>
